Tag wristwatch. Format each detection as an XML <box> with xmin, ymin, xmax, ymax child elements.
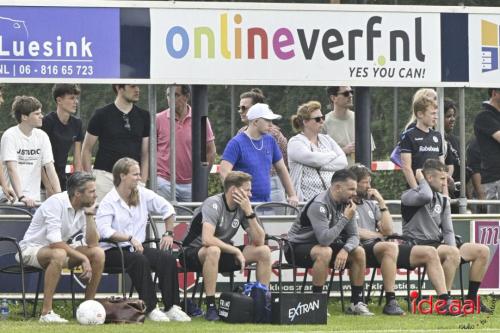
<box><xmin>245</xmin><ymin>212</ymin><xmax>256</xmax><ymax>219</ymax></box>
<box><xmin>163</xmin><ymin>231</ymin><xmax>174</xmax><ymax>237</ymax></box>
<box><xmin>128</xmin><ymin>235</ymin><xmax>133</xmax><ymax>242</ymax></box>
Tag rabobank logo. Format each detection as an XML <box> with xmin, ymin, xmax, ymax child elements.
<box><xmin>481</xmin><ymin>19</ymin><xmax>499</xmax><ymax>72</ymax></box>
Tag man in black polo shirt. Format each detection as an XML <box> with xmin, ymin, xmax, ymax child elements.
<box><xmin>474</xmin><ymin>88</ymin><xmax>500</xmax><ymax>213</ymax></box>
<box><xmin>42</xmin><ymin>84</ymin><xmax>84</xmax><ymax>191</ymax></box>
<box><xmin>82</xmin><ymin>84</ymin><xmax>150</xmax><ymax>201</ymax></box>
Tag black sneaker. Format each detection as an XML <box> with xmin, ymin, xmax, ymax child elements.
<box><xmin>383</xmin><ymin>299</ymin><xmax>405</xmax><ymax>315</ymax></box>
<box><xmin>183</xmin><ymin>299</ymin><xmax>204</xmax><ymax>317</ymax></box>
<box><xmin>205</xmin><ymin>305</ymin><xmax>220</xmax><ymax>321</ymax></box>
<box><xmin>439</xmin><ymin>298</ymin><xmax>462</xmax><ymax>316</ymax></box>
<box><xmin>479</xmin><ymin>300</ymin><xmax>493</xmax><ymax>314</ymax></box>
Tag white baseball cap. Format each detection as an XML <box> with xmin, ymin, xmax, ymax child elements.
<box><xmin>246</xmin><ymin>103</ymin><xmax>282</xmax><ymax>121</ymax></box>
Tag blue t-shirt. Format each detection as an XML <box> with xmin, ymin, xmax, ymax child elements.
<box><xmin>222</xmin><ymin>133</ymin><xmax>282</xmax><ymax>202</ymax></box>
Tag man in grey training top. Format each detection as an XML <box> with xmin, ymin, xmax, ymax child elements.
<box><xmin>350</xmin><ymin>164</ymin><xmax>452</xmax><ymax>315</ymax></box>
<box><xmin>402</xmin><ymin>159</ymin><xmax>492</xmax><ymax>313</ymax></box>
<box><xmin>181</xmin><ymin>171</ymin><xmax>272</xmax><ymax>321</ymax></box>
<box><xmin>286</xmin><ymin>169</ymin><xmax>373</xmax><ymax>316</ymax></box>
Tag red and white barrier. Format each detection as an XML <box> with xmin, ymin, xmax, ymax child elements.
<box><xmin>66</xmin><ymin>161</ymin><xmax>399</xmax><ymax>175</ymax></box>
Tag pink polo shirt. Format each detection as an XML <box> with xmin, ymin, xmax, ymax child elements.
<box><xmin>156</xmin><ymin>106</ymin><xmax>215</xmax><ymax>184</ymax></box>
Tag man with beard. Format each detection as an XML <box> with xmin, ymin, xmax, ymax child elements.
<box><xmin>286</xmin><ymin>169</ymin><xmax>373</xmax><ymax>315</ymax></box>
<box><xmin>82</xmin><ymin>85</ymin><xmax>150</xmax><ymax>202</ymax></box>
<box><xmin>350</xmin><ymin>164</ymin><xmax>452</xmax><ymax>315</ymax></box>
<box><xmin>402</xmin><ymin>159</ymin><xmax>492</xmax><ymax>313</ymax></box>
<box><xmin>17</xmin><ymin>172</ymin><xmax>104</xmax><ymax>323</ymax></box>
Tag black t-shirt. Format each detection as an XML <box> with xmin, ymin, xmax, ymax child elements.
<box><xmin>474</xmin><ymin>102</ymin><xmax>500</xmax><ymax>183</ymax></box>
<box><xmin>87</xmin><ymin>103</ymin><xmax>150</xmax><ymax>173</ymax></box>
<box><xmin>41</xmin><ymin>111</ymin><xmax>84</xmax><ymax>189</ymax></box>
<box><xmin>466</xmin><ymin>137</ymin><xmax>481</xmax><ymax>180</ymax></box>
<box><xmin>400</xmin><ymin>127</ymin><xmax>443</xmax><ymax>172</ymax></box>
<box><xmin>445</xmin><ymin>133</ymin><xmax>460</xmax><ymax>181</ymax></box>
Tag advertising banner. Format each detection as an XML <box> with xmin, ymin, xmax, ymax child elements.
<box><xmin>472</xmin><ymin>220</ymin><xmax>499</xmax><ymax>291</ymax></box>
<box><xmin>469</xmin><ymin>14</ymin><xmax>500</xmax><ymax>87</ymax></box>
<box><xmin>0</xmin><ymin>7</ymin><xmax>120</xmax><ymax>79</ymax></box>
<box><xmin>150</xmin><ymin>7</ymin><xmax>442</xmax><ymax>86</ymax></box>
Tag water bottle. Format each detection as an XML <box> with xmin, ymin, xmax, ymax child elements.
<box><xmin>0</xmin><ymin>299</ymin><xmax>9</xmax><ymax>320</ymax></box>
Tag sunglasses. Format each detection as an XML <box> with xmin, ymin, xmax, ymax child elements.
<box><xmin>337</xmin><ymin>90</ymin><xmax>353</xmax><ymax>97</ymax></box>
<box><xmin>237</xmin><ymin>105</ymin><xmax>248</xmax><ymax>113</ymax></box>
<box><xmin>123</xmin><ymin>114</ymin><xmax>131</xmax><ymax>131</ymax></box>
<box><xmin>308</xmin><ymin>115</ymin><xmax>325</xmax><ymax>123</ymax></box>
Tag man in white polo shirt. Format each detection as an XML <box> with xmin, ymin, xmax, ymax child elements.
<box><xmin>18</xmin><ymin>172</ymin><xmax>104</xmax><ymax>323</ymax></box>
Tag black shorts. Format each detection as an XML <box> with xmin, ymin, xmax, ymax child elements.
<box><xmin>396</xmin><ymin>244</ymin><xmax>413</xmax><ymax>269</ymax></box>
<box><xmin>178</xmin><ymin>245</ymin><xmax>246</xmax><ymax>272</ymax></box>
<box><xmin>285</xmin><ymin>242</ymin><xmax>346</xmax><ymax>268</ymax></box>
<box><xmin>362</xmin><ymin>241</ymin><xmax>413</xmax><ymax>268</ymax></box>
<box><xmin>362</xmin><ymin>240</ymin><xmax>382</xmax><ymax>268</ymax></box>
<box><xmin>411</xmin><ymin>240</ymin><xmax>463</xmax><ymax>250</ymax></box>
<box><xmin>362</xmin><ymin>240</ymin><xmax>413</xmax><ymax>269</ymax></box>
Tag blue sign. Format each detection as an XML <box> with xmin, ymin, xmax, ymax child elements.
<box><xmin>0</xmin><ymin>7</ymin><xmax>120</xmax><ymax>78</ymax></box>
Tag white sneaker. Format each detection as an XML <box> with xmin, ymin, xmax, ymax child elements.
<box><xmin>165</xmin><ymin>305</ymin><xmax>191</xmax><ymax>322</ymax></box>
<box><xmin>148</xmin><ymin>308</ymin><xmax>170</xmax><ymax>322</ymax></box>
<box><xmin>346</xmin><ymin>302</ymin><xmax>375</xmax><ymax>316</ymax></box>
<box><xmin>39</xmin><ymin>310</ymin><xmax>68</xmax><ymax>323</ymax></box>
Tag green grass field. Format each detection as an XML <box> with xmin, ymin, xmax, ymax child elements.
<box><xmin>0</xmin><ymin>297</ymin><xmax>499</xmax><ymax>333</ymax></box>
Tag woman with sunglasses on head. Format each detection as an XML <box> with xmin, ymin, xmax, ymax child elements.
<box><xmin>237</xmin><ymin>88</ymin><xmax>288</xmax><ymax>203</ymax></box>
<box><xmin>288</xmin><ymin>101</ymin><xmax>347</xmax><ymax>201</ymax></box>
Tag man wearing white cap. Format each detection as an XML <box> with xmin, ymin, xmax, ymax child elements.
<box><xmin>220</xmin><ymin>103</ymin><xmax>298</xmax><ymax>205</ymax></box>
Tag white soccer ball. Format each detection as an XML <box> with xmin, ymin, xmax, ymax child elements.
<box><xmin>76</xmin><ymin>300</ymin><xmax>106</xmax><ymax>325</ymax></box>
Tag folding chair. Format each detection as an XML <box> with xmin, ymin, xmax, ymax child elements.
<box><xmin>173</xmin><ymin>205</ymin><xmax>241</xmax><ymax>310</ymax></box>
<box><xmin>0</xmin><ymin>207</ymin><xmax>42</xmax><ymax>318</ymax></box>
<box><xmin>252</xmin><ymin>202</ymin><xmax>300</xmax><ymax>293</ymax></box>
<box><xmin>254</xmin><ymin>202</ymin><xmax>348</xmax><ymax>310</ymax></box>
<box><xmin>290</xmin><ymin>243</ymin><xmax>349</xmax><ymax>312</ymax></box>
<box><xmin>455</xmin><ymin>235</ymin><xmax>468</xmax><ymax>303</ymax></box>
<box><xmin>70</xmin><ymin>239</ymin><xmax>127</xmax><ymax>318</ymax></box>
<box><xmin>365</xmin><ymin>235</ymin><xmax>427</xmax><ymax>311</ymax></box>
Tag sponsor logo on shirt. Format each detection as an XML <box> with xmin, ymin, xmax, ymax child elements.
<box><xmin>17</xmin><ymin>148</ymin><xmax>41</xmax><ymax>155</ymax></box>
<box><xmin>418</xmin><ymin>146</ymin><xmax>439</xmax><ymax>152</ymax></box>
<box><xmin>415</xmin><ymin>137</ymin><xmax>423</xmax><ymax>141</ymax></box>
